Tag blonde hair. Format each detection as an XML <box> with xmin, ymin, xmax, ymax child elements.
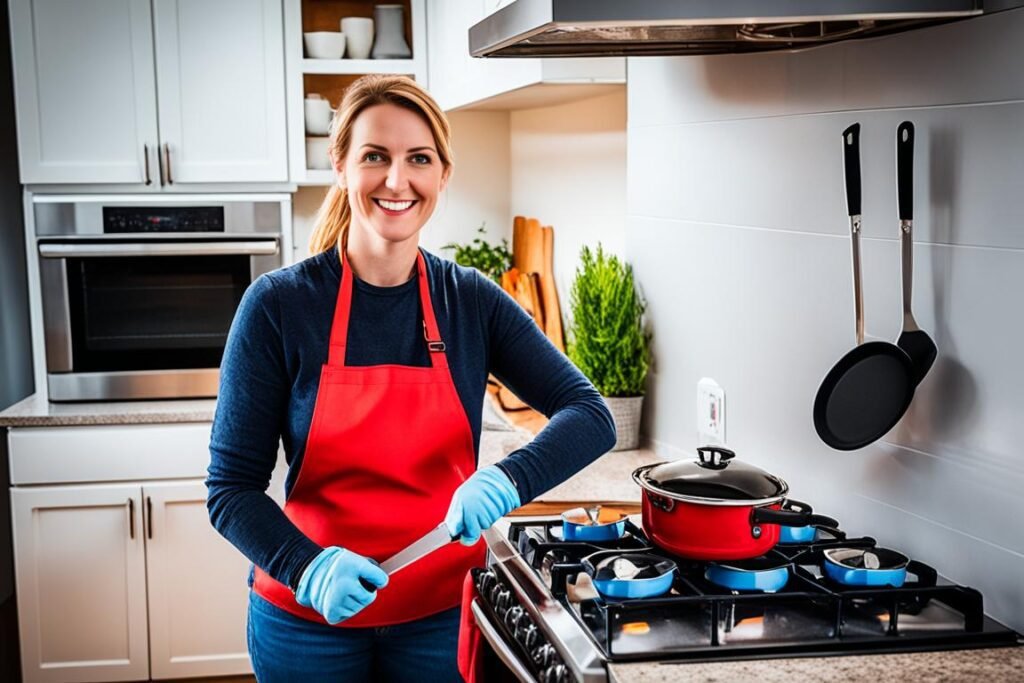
<box><xmin>308</xmin><ymin>75</ymin><xmax>453</xmax><ymax>255</ymax></box>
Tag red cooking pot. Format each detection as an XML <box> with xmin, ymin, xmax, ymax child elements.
<box><xmin>631</xmin><ymin>446</ymin><xmax>838</xmax><ymax>560</ymax></box>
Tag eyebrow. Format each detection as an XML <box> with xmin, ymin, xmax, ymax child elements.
<box><xmin>361</xmin><ymin>143</ymin><xmax>437</xmax><ymax>154</ymax></box>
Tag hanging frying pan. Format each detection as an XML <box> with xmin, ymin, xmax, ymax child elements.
<box><xmin>895</xmin><ymin>121</ymin><xmax>938</xmax><ymax>385</ymax></box>
<box><xmin>814</xmin><ymin>123</ymin><xmax>916</xmax><ymax>450</ymax></box>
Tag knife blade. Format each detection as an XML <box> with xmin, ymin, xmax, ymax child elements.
<box><xmin>380</xmin><ymin>522</ymin><xmax>458</xmax><ymax>575</ymax></box>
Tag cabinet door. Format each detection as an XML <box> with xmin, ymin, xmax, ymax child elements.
<box><xmin>8</xmin><ymin>0</ymin><xmax>159</xmax><ymax>185</ymax></box>
<box><xmin>11</xmin><ymin>485</ymin><xmax>149</xmax><ymax>683</ymax></box>
<box><xmin>152</xmin><ymin>0</ymin><xmax>288</xmax><ymax>183</ymax></box>
<box><xmin>143</xmin><ymin>480</ymin><xmax>252</xmax><ymax>679</ymax></box>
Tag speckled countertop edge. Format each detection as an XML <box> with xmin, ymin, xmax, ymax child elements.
<box><xmin>0</xmin><ymin>393</ymin><xmax>217</xmax><ymax>426</ymax></box>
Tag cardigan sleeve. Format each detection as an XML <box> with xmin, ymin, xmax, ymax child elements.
<box><xmin>206</xmin><ymin>275</ymin><xmax>322</xmax><ymax>590</ymax></box>
<box><xmin>476</xmin><ymin>272</ymin><xmax>617</xmax><ymax>502</ymax></box>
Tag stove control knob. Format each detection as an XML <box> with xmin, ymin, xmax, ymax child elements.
<box><xmin>532</xmin><ymin>644</ymin><xmax>556</xmax><ymax>668</ymax></box>
<box><xmin>519</xmin><ymin>623</ymin><xmax>539</xmax><ymax>650</ymax></box>
<box><xmin>542</xmin><ymin>663</ymin><xmax>568</xmax><ymax>683</ymax></box>
<box><xmin>504</xmin><ymin>605</ymin><xmax>524</xmax><ymax>630</ymax></box>
<box><xmin>477</xmin><ymin>570</ymin><xmax>496</xmax><ymax>595</ymax></box>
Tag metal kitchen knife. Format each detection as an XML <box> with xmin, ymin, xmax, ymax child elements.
<box><xmin>380</xmin><ymin>522</ymin><xmax>459</xmax><ymax>575</ymax></box>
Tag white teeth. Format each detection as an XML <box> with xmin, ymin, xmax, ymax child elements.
<box><xmin>377</xmin><ymin>199</ymin><xmax>414</xmax><ymax>211</ymax></box>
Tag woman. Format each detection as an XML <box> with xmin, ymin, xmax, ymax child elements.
<box><xmin>206</xmin><ymin>74</ymin><xmax>615</xmax><ymax>682</ymax></box>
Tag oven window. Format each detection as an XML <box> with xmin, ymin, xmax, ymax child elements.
<box><xmin>66</xmin><ymin>255</ymin><xmax>250</xmax><ymax>371</ymax></box>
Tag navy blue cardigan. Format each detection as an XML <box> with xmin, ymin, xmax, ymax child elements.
<box><xmin>206</xmin><ymin>246</ymin><xmax>616</xmax><ymax>589</ymax></box>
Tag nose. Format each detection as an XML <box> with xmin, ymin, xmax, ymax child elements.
<box><xmin>385</xmin><ymin>160</ymin><xmax>408</xmax><ymax>192</ymax></box>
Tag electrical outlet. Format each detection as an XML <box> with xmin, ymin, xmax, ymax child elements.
<box><xmin>697</xmin><ymin>378</ymin><xmax>725</xmax><ymax>445</ymax></box>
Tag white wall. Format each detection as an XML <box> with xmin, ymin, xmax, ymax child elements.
<box><xmin>628</xmin><ymin>10</ymin><xmax>1024</xmax><ymax>631</ymax></box>
<box><xmin>290</xmin><ymin>110</ymin><xmax>510</xmax><ymax>263</ymax></box>
<box><xmin>509</xmin><ymin>89</ymin><xmax>627</xmax><ymax>320</ymax></box>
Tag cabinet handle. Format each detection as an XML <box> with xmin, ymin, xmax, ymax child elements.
<box><xmin>163</xmin><ymin>143</ymin><xmax>174</xmax><ymax>185</ymax></box>
<box><xmin>143</xmin><ymin>145</ymin><xmax>153</xmax><ymax>186</ymax></box>
<box><xmin>128</xmin><ymin>498</ymin><xmax>135</xmax><ymax>539</ymax></box>
<box><xmin>146</xmin><ymin>496</ymin><xmax>153</xmax><ymax>539</ymax></box>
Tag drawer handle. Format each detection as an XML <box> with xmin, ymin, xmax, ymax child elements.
<box><xmin>164</xmin><ymin>143</ymin><xmax>174</xmax><ymax>185</ymax></box>
<box><xmin>143</xmin><ymin>145</ymin><xmax>153</xmax><ymax>186</ymax></box>
<box><xmin>128</xmin><ymin>498</ymin><xmax>135</xmax><ymax>539</ymax></box>
<box><xmin>147</xmin><ymin>496</ymin><xmax>153</xmax><ymax>539</ymax></box>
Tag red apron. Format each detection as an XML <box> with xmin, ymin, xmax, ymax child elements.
<box><xmin>253</xmin><ymin>247</ymin><xmax>484</xmax><ymax>627</ymax></box>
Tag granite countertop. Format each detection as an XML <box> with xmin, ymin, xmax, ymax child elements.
<box><xmin>608</xmin><ymin>646</ymin><xmax>1024</xmax><ymax>682</ymax></box>
<box><xmin>0</xmin><ymin>393</ymin><xmax>217</xmax><ymax>426</ymax></box>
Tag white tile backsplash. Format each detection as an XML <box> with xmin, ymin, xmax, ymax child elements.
<box><xmin>629</xmin><ymin>8</ymin><xmax>1024</xmax><ymax>632</ymax></box>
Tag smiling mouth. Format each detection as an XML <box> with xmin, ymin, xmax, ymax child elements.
<box><xmin>373</xmin><ymin>198</ymin><xmax>418</xmax><ymax>215</ymax></box>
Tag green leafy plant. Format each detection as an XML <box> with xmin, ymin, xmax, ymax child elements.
<box><xmin>442</xmin><ymin>224</ymin><xmax>512</xmax><ymax>284</ymax></box>
<box><xmin>567</xmin><ymin>244</ymin><xmax>651</xmax><ymax>397</ymax></box>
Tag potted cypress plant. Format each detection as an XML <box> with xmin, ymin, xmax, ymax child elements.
<box><xmin>567</xmin><ymin>244</ymin><xmax>652</xmax><ymax>451</ymax></box>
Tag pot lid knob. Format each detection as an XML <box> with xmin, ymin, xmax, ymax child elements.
<box><xmin>696</xmin><ymin>445</ymin><xmax>735</xmax><ymax>470</ymax></box>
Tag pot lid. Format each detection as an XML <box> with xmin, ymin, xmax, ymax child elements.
<box><xmin>636</xmin><ymin>446</ymin><xmax>788</xmax><ymax>504</ymax></box>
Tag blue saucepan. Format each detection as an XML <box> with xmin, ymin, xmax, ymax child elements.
<box><xmin>823</xmin><ymin>547</ymin><xmax>909</xmax><ymax>587</ymax></box>
<box><xmin>581</xmin><ymin>550</ymin><xmax>677</xmax><ymax>599</ymax></box>
<box><xmin>705</xmin><ymin>555</ymin><xmax>791</xmax><ymax>593</ymax></box>
<box><xmin>561</xmin><ymin>505</ymin><xmax>628</xmax><ymax>542</ymax></box>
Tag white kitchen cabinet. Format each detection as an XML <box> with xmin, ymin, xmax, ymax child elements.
<box><xmin>7</xmin><ymin>423</ymin><xmax>280</xmax><ymax>682</ymax></box>
<box><xmin>426</xmin><ymin>0</ymin><xmax>625</xmax><ymax>112</ymax></box>
<box><xmin>151</xmin><ymin>0</ymin><xmax>288</xmax><ymax>184</ymax></box>
<box><xmin>142</xmin><ymin>481</ymin><xmax>251</xmax><ymax>679</ymax></box>
<box><xmin>11</xmin><ymin>484</ymin><xmax>150</xmax><ymax>683</ymax></box>
<box><xmin>8</xmin><ymin>0</ymin><xmax>160</xmax><ymax>185</ymax></box>
<box><xmin>9</xmin><ymin>0</ymin><xmax>288</xmax><ymax>187</ymax></box>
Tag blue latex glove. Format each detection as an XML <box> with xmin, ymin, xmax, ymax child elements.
<box><xmin>294</xmin><ymin>546</ymin><xmax>388</xmax><ymax>624</ymax></box>
<box><xmin>444</xmin><ymin>465</ymin><xmax>521</xmax><ymax>546</ymax></box>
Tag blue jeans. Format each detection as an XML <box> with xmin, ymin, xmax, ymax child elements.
<box><xmin>247</xmin><ymin>591</ymin><xmax>463</xmax><ymax>683</ymax></box>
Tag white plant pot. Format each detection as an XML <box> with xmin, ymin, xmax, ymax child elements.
<box><xmin>371</xmin><ymin>4</ymin><xmax>411</xmax><ymax>59</ymax></box>
<box><xmin>603</xmin><ymin>395</ymin><xmax>644</xmax><ymax>451</ymax></box>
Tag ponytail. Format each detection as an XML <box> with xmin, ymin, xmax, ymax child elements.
<box><xmin>309</xmin><ymin>184</ymin><xmax>352</xmax><ymax>255</ymax></box>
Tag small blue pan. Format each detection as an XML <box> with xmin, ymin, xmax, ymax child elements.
<box><xmin>823</xmin><ymin>547</ymin><xmax>909</xmax><ymax>587</ymax></box>
<box><xmin>705</xmin><ymin>556</ymin><xmax>791</xmax><ymax>593</ymax></box>
<box><xmin>582</xmin><ymin>551</ymin><xmax>676</xmax><ymax>599</ymax></box>
<box><xmin>561</xmin><ymin>506</ymin><xmax>627</xmax><ymax>542</ymax></box>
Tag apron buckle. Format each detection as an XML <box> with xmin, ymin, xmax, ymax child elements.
<box><xmin>423</xmin><ymin>321</ymin><xmax>446</xmax><ymax>353</ymax></box>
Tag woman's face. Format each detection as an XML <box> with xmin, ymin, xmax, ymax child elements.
<box><xmin>335</xmin><ymin>103</ymin><xmax>449</xmax><ymax>248</ymax></box>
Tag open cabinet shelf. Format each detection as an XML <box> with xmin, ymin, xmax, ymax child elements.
<box><xmin>285</xmin><ymin>0</ymin><xmax>428</xmax><ymax>185</ymax></box>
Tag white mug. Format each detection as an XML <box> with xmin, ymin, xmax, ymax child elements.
<box><xmin>304</xmin><ymin>97</ymin><xmax>334</xmax><ymax>136</ymax></box>
<box><xmin>341</xmin><ymin>17</ymin><xmax>374</xmax><ymax>59</ymax></box>
<box><xmin>306</xmin><ymin>137</ymin><xmax>332</xmax><ymax>170</ymax></box>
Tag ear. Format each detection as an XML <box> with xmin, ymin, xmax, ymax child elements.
<box><xmin>330</xmin><ymin>150</ymin><xmax>346</xmax><ymax>188</ymax></box>
<box><xmin>439</xmin><ymin>166</ymin><xmax>451</xmax><ymax>194</ymax></box>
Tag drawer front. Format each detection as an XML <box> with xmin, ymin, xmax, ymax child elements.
<box><xmin>9</xmin><ymin>423</ymin><xmax>213</xmax><ymax>485</ymax></box>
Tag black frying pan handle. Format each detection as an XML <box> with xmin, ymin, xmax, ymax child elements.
<box><xmin>752</xmin><ymin>507</ymin><xmax>840</xmax><ymax>529</ymax></box>
<box><xmin>843</xmin><ymin>123</ymin><xmax>862</xmax><ymax>217</ymax></box>
<box><xmin>897</xmin><ymin>121</ymin><xmax>914</xmax><ymax>222</ymax></box>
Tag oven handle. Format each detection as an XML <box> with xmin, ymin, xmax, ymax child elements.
<box><xmin>38</xmin><ymin>240</ymin><xmax>279</xmax><ymax>258</ymax></box>
<box><xmin>470</xmin><ymin>599</ymin><xmax>537</xmax><ymax>683</ymax></box>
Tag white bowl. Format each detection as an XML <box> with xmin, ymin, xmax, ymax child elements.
<box><xmin>304</xmin><ymin>32</ymin><xmax>346</xmax><ymax>59</ymax></box>
<box><xmin>305</xmin><ymin>137</ymin><xmax>332</xmax><ymax>170</ymax></box>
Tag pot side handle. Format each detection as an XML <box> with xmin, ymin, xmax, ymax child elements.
<box><xmin>752</xmin><ymin>507</ymin><xmax>839</xmax><ymax>529</ymax></box>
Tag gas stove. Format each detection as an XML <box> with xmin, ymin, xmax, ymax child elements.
<box><xmin>474</xmin><ymin>515</ymin><xmax>1021</xmax><ymax>683</ymax></box>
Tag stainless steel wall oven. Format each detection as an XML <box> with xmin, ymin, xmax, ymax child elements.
<box><xmin>34</xmin><ymin>196</ymin><xmax>287</xmax><ymax>401</ymax></box>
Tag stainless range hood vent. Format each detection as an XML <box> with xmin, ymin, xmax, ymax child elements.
<box><xmin>469</xmin><ymin>0</ymin><xmax>999</xmax><ymax>58</ymax></box>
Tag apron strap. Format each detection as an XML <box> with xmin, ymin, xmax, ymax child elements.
<box><xmin>328</xmin><ymin>247</ymin><xmax>448</xmax><ymax>369</ymax></box>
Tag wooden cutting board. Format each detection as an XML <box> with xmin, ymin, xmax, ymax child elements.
<box><xmin>539</xmin><ymin>226</ymin><xmax>564</xmax><ymax>352</ymax></box>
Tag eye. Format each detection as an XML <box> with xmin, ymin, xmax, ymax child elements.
<box><xmin>362</xmin><ymin>151</ymin><xmax>385</xmax><ymax>163</ymax></box>
<box><xmin>411</xmin><ymin>153</ymin><xmax>432</xmax><ymax>165</ymax></box>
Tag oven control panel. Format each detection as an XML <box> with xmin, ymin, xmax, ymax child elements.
<box><xmin>103</xmin><ymin>206</ymin><xmax>225</xmax><ymax>233</ymax></box>
<box><xmin>476</xmin><ymin>568</ymin><xmax>571</xmax><ymax>683</ymax></box>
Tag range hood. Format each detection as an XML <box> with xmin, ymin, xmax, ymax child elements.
<box><xmin>469</xmin><ymin>0</ymin><xmax>1020</xmax><ymax>58</ymax></box>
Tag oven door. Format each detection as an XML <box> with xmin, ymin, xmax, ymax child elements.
<box><xmin>39</xmin><ymin>237</ymin><xmax>279</xmax><ymax>401</ymax></box>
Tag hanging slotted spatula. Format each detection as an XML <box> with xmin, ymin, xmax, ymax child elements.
<box><xmin>895</xmin><ymin>121</ymin><xmax>937</xmax><ymax>386</ymax></box>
